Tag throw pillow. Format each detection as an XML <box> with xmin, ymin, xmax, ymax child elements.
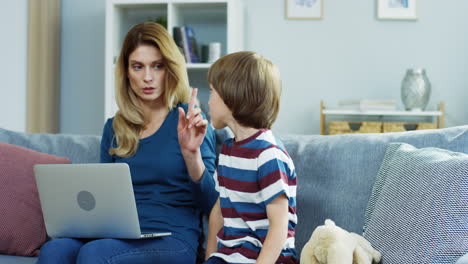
<box><xmin>363</xmin><ymin>143</ymin><xmax>468</xmax><ymax>264</ymax></box>
<box><xmin>0</xmin><ymin>142</ymin><xmax>70</xmax><ymax>256</ymax></box>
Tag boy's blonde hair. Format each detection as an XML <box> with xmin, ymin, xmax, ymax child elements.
<box><xmin>207</xmin><ymin>51</ymin><xmax>281</xmax><ymax>129</ymax></box>
<box><xmin>111</xmin><ymin>22</ymin><xmax>189</xmax><ymax>157</ymax></box>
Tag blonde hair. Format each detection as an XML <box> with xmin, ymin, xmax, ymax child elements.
<box><xmin>110</xmin><ymin>22</ymin><xmax>189</xmax><ymax>157</ymax></box>
<box><xmin>207</xmin><ymin>51</ymin><xmax>281</xmax><ymax>129</ymax></box>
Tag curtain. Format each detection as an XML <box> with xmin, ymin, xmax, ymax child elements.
<box><xmin>26</xmin><ymin>0</ymin><xmax>61</xmax><ymax>133</ymax></box>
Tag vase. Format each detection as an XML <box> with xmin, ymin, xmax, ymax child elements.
<box><xmin>401</xmin><ymin>68</ymin><xmax>431</xmax><ymax>111</ymax></box>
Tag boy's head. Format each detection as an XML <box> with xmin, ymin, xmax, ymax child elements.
<box><xmin>207</xmin><ymin>51</ymin><xmax>281</xmax><ymax>130</ymax></box>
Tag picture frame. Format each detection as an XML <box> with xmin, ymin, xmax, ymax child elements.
<box><xmin>377</xmin><ymin>0</ymin><xmax>417</xmax><ymax>20</ymax></box>
<box><xmin>285</xmin><ymin>0</ymin><xmax>323</xmax><ymax>20</ymax></box>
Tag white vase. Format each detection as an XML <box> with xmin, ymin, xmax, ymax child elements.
<box><xmin>401</xmin><ymin>68</ymin><xmax>431</xmax><ymax>111</ymax></box>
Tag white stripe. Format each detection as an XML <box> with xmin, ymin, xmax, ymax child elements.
<box><xmin>218</xmin><ymin>153</ymin><xmax>257</xmax><ymax>171</ymax></box>
<box><xmin>217</xmin><ymin>236</ymin><xmax>296</xmax><ymax>249</ymax></box>
<box><xmin>218</xmin><ymin>235</ymin><xmax>263</xmax><ymax>248</ymax></box>
<box><xmin>223</xmin><ymin>211</ymin><xmax>297</xmax><ymax>230</ymax></box>
<box><xmin>224</xmin><ymin>217</ymin><xmax>250</xmax><ymax>229</ymax></box>
<box><xmin>256</xmin><ymin>130</ymin><xmax>275</xmax><ymax>143</ymax></box>
<box><xmin>211</xmin><ymin>252</ymin><xmax>256</xmax><ymax>263</ymax></box>
<box><xmin>219</xmin><ymin>181</ymin><xmax>297</xmax><ymax>203</ymax></box>
<box><xmin>257</xmin><ymin>146</ymin><xmax>295</xmax><ymax>171</ymax></box>
<box><xmin>213</xmin><ymin>170</ymin><xmax>220</xmax><ymax>192</ymax></box>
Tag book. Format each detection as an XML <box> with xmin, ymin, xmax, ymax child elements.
<box><xmin>184</xmin><ymin>26</ymin><xmax>200</xmax><ymax>63</ymax></box>
<box><xmin>172</xmin><ymin>27</ymin><xmax>186</xmax><ymax>61</ymax></box>
<box><xmin>180</xmin><ymin>26</ymin><xmax>191</xmax><ymax>63</ymax></box>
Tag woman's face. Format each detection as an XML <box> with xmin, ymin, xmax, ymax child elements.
<box><xmin>127</xmin><ymin>44</ymin><xmax>166</xmax><ymax>104</ymax></box>
<box><xmin>208</xmin><ymin>84</ymin><xmax>231</xmax><ymax>129</ymax></box>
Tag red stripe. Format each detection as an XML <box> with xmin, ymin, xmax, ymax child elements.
<box><xmin>218</xmin><ymin>171</ymin><xmax>296</xmax><ymax>194</ymax></box>
<box><xmin>218</xmin><ymin>246</ymin><xmax>259</xmax><ymax>259</ymax></box>
<box><xmin>218</xmin><ymin>247</ymin><xmax>296</xmax><ymax>264</ymax></box>
<box><xmin>218</xmin><ymin>175</ymin><xmax>259</xmax><ymax>193</ymax></box>
<box><xmin>289</xmin><ymin>205</ymin><xmax>297</xmax><ymax>214</ymax></box>
<box><xmin>222</xmin><ymin>143</ymin><xmax>291</xmax><ymax>159</ymax></box>
<box><xmin>222</xmin><ymin>145</ymin><xmax>271</xmax><ymax>159</ymax></box>
<box><xmin>219</xmin><ymin>229</ymin><xmax>295</xmax><ymax>244</ymax></box>
<box><xmin>258</xmin><ymin>169</ymin><xmax>295</xmax><ymax>190</ymax></box>
<box><xmin>277</xmin><ymin>255</ymin><xmax>297</xmax><ymax>264</ymax></box>
<box><xmin>221</xmin><ymin>207</ymin><xmax>267</xmax><ymax>221</ymax></box>
<box><xmin>218</xmin><ymin>233</ymin><xmax>250</xmax><ymax>241</ymax></box>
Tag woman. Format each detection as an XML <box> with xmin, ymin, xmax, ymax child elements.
<box><xmin>37</xmin><ymin>22</ymin><xmax>217</xmax><ymax>264</ymax></box>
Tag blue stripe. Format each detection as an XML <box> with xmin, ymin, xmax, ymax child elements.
<box><xmin>222</xmin><ymin>226</ymin><xmax>269</xmax><ymax>238</ymax></box>
<box><xmin>221</xmin><ymin>197</ymin><xmax>296</xmax><ymax>214</ymax></box>
<box><xmin>258</xmin><ymin>159</ymin><xmax>290</xmax><ymax>180</ymax></box>
<box><xmin>221</xmin><ymin>198</ymin><xmax>265</xmax><ymax>212</ymax></box>
<box><xmin>217</xmin><ymin>165</ymin><xmax>258</xmax><ymax>182</ymax></box>
<box><xmin>289</xmin><ymin>196</ymin><xmax>297</xmax><ymax>207</ymax></box>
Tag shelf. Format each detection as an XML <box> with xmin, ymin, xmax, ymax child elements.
<box><xmin>187</xmin><ymin>63</ymin><xmax>212</xmax><ymax>69</ymax></box>
<box><xmin>104</xmin><ymin>0</ymin><xmax>244</xmax><ymax>120</ymax></box>
<box><xmin>322</xmin><ymin>109</ymin><xmax>443</xmax><ymax>117</ymax></box>
<box><xmin>319</xmin><ymin>100</ymin><xmax>446</xmax><ymax>135</ymax></box>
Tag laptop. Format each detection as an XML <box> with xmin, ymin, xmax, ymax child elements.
<box><xmin>34</xmin><ymin>163</ymin><xmax>171</xmax><ymax>239</ymax></box>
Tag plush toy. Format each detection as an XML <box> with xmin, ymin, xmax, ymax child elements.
<box><xmin>300</xmin><ymin>219</ymin><xmax>381</xmax><ymax>264</ymax></box>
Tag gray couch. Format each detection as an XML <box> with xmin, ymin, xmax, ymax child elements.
<box><xmin>1</xmin><ymin>125</ymin><xmax>468</xmax><ymax>264</ymax></box>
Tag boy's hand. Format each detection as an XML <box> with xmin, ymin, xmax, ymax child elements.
<box><xmin>178</xmin><ymin>88</ymin><xmax>208</xmax><ymax>153</ymax></box>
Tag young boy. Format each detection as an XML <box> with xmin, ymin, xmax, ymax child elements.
<box><xmin>202</xmin><ymin>51</ymin><xmax>297</xmax><ymax>264</ymax></box>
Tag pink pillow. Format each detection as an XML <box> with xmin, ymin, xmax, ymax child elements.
<box><xmin>0</xmin><ymin>142</ymin><xmax>70</xmax><ymax>256</ymax></box>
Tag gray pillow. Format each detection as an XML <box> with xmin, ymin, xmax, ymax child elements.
<box><xmin>363</xmin><ymin>143</ymin><xmax>468</xmax><ymax>263</ymax></box>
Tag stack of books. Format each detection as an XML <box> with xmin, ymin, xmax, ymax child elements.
<box><xmin>173</xmin><ymin>26</ymin><xmax>200</xmax><ymax>63</ymax></box>
<box><xmin>338</xmin><ymin>99</ymin><xmax>397</xmax><ymax>111</ymax></box>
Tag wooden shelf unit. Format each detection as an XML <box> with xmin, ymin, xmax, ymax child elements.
<box><xmin>320</xmin><ymin>100</ymin><xmax>445</xmax><ymax>135</ymax></box>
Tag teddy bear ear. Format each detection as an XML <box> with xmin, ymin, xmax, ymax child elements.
<box><xmin>324</xmin><ymin>219</ymin><xmax>336</xmax><ymax>226</ymax></box>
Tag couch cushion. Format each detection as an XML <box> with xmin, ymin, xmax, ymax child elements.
<box><xmin>0</xmin><ymin>143</ymin><xmax>70</xmax><ymax>256</ymax></box>
<box><xmin>363</xmin><ymin>143</ymin><xmax>468</xmax><ymax>263</ymax></box>
<box><xmin>0</xmin><ymin>254</ymin><xmax>37</xmax><ymax>264</ymax></box>
<box><xmin>279</xmin><ymin>126</ymin><xmax>468</xmax><ymax>255</ymax></box>
<box><xmin>0</xmin><ymin>128</ymin><xmax>101</xmax><ymax>163</ymax></box>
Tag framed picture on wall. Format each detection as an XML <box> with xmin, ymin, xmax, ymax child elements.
<box><xmin>377</xmin><ymin>0</ymin><xmax>417</xmax><ymax>20</ymax></box>
<box><xmin>285</xmin><ymin>0</ymin><xmax>323</xmax><ymax>20</ymax></box>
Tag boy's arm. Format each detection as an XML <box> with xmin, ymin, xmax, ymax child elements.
<box><xmin>256</xmin><ymin>194</ymin><xmax>289</xmax><ymax>264</ymax></box>
<box><xmin>206</xmin><ymin>197</ymin><xmax>224</xmax><ymax>260</ymax></box>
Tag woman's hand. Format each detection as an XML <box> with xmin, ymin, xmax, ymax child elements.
<box><xmin>177</xmin><ymin>88</ymin><xmax>208</xmax><ymax>153</ymax></box>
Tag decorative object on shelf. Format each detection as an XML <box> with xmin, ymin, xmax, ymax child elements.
<box><xmin>147</xmin><ymin>16</ymin><xmax>167</xmax><ymax>29</ymax></box>
<box><xmin>207</xmin><ymin>42</ymin><xmax>222</xmax><ymax>63</ymax></box>
<box><xmin>377</xmin><ymin>0</ymin><xmax>417</xmax><ymax>20</ymax></box>
<box><xmin>401</xmin><ymin>68</ymin><xmax>431</xmax><ymax>111</ymax></box>
<box><xmin>285</xmin><ymin>0</ymin><xmax>323</xmax><ymax>20</ymax></box>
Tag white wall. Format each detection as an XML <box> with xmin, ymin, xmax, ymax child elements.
<box><xmin>59</xmin><ymin>0</ymin><xmax>468</xmax><ymax>135</ymax></box>
<box><xmin>0</xmin><ymin>0</ymin><xmax>28</xmax><ymax>132</ymax></box>
<box><xmin>60</xmin><ymin>0</ymin><xmax>106</xmax><ymax>135</ymax></box>
<box><xmin>244</xmin><ymin>0</ymin><xmax>468</xmax><ymax>134</ymax></box>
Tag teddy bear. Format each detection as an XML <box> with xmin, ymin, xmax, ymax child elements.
<box><xmin>300</xmin><ymin>219</ymin><xmax>381</xmax><ymax>264</ymax></box>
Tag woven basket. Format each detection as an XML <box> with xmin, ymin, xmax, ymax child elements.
<box><xmin>383</xmin><ymin>122</ymin><xmax>437</xmax><ymax>133</ymax></box>
<box><xmin>328</xmin><ymin>121</ymin><xmax>382</xmax><ymax>135</ymax></box>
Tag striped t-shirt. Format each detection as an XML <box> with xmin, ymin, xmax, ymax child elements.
<box><xmin>211</xmin><ymin>129</ymin><xmax>297</xmax><ymax>264</ymax></box>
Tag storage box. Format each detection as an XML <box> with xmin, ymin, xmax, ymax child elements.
<box><xmin>383</xmin><ymin>122</ymin><xmax>437</xmax><ymax>133</ymax></box>
<box><xmin>328</xmin><ymin>121</ymin><xmax>382</xmax><ymax>135</ymax></box>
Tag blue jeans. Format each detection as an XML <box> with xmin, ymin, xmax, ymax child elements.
<box><xmin>36</xmin><ymin>236</ymin><xmax>196</xmax><ymax>264</ymax></box>
<box><xmin>203</xmin><ymin>256</ymin><xmax>228</xmax><ymax>264</ymax></box>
